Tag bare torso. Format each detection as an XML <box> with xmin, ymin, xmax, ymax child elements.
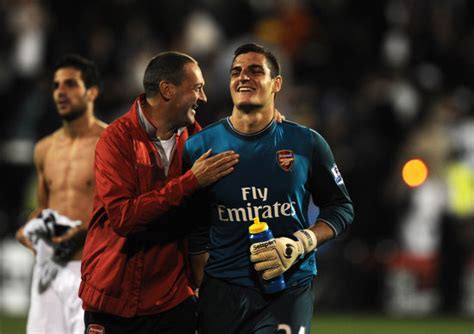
<box><xmin>44</xmin><ymin>132</ymin><xmax>97</xmax><ymax>222</ymax></box>
<box><xmin>36</xmin><ymin>120</ymin><xmax>105</xmax><ymax>259</ymax></box>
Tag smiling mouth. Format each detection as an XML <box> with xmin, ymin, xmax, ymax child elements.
<box><xmin>191</xmin><ymin>103</ymin><xmax>199</xmax><ymax>115</ymax></box>
<box><xmin>237</xmin><ymin>87</ymin><xmax>254</xmax><ymax>92</ymax></box>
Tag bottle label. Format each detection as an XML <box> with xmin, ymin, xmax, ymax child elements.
<box><xmin>250</xmin><ymin>239</ymin><xmax>276</xmax><ymax>252</ymax></box>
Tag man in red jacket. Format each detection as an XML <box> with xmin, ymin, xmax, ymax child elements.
<box><xmin>79</xmin><ymin>51</ymin><xmax>239</xmax><ymax>334</ymax></box>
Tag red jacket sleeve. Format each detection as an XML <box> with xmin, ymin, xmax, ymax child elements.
<box><xmin>94</xmin><ymin>128</ymin><xmax>200</xmax><ymax>237</ymax></box>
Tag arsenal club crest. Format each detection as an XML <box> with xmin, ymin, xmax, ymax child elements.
<box><xmin>87</xmin><ymin>324</ymin><xmax>105</xmax><ymax>334</ymax></box>
<box><xmin>276</xmin><ymin>150</ymin><xmax>295</xmax><ymax>172</ymax></box>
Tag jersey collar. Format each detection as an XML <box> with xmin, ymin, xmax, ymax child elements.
<box><xmin>224</xmin><ymin>117</ymin><xmax>276</xmax><ymax>140</ymax></box>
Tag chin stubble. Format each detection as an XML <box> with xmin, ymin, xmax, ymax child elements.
<box><xmin>59</xmin><ymin>106</ymin><xmax>87</xmax><ymax>122</ymax></box>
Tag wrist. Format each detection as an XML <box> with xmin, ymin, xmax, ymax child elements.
<box><xmin>293</xmin><ymin>229</ymin><xmax>317</xmax><ymax>255</ymax></box>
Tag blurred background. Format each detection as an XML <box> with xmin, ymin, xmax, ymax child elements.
<box><xmin>0</xmin><ymin>0</ymin><xmax>473</xmax><ymax>332</ymax></box>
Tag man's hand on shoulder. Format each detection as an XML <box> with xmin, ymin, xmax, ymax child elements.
<box><xmin>274</xmin><ymin>109</ymin><xmax>286</xmax><ymax>123</ymax></box>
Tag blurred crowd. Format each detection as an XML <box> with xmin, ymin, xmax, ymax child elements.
<box><xmin>0</xmin><ymin>0</ymin><xmax>473</xmax><ymax>315</ymax></box>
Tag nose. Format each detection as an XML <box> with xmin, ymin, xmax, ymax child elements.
<box><xmin>238</xmin><ymin>71</ymin><xmax>250</xmax><ymax>82</ymax></box>
<box><xmin>199</xmin><ymin>89</ymin><xmax>207</xmax><ymax>103</ymax></box>
<box><xmin>55</xmin><ymin>83</ymin><xmax>66</xmax><ymax>96</ymax></box>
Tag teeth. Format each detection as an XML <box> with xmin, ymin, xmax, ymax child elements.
<box><xmin>238</xmin><ymin>87</ymin><xmax>253</xmax><ymax>92</ymax></box>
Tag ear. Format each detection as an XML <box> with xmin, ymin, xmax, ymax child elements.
<box><xmin>272</xmin><ymin>75</ymin><xmax>282</xmax><ymax>94</ymax></box>
<box><xmin>159</xmin><ymin>81</ymin><xmax>176</xmax><ymax>100</ymax></box>
<box><xmin>87</xmin><ymin>86</ymin><xmax>99</xmax><ymax>102</ymax></box>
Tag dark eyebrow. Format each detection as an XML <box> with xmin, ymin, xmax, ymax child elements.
<box><xmin>52</xmin><ymin>78</ymin><xmax>79</xmax><ymax>89</ymax></box>
<box><xmin>64</xmin><ymin>78</ymin><xmax>78</xmax><ymax>84</ymax></box>
<box><xmin>230</xmin><ymin>65</ymin><xmax>241</xmax><ymax>73</ymax></box>
<box><xmin>230</xmin><ymin>64</ymin><xmax>265</xmax><ymax>73</ymax></box>
<box><xmin>248</xmin><ymin>64</ymin><xmax>264</xmax><ymax>71</ymax></box>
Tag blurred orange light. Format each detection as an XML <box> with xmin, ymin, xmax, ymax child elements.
<box><xmin>402</xmin><ymin>159</ymin><xmax>428</xmax><ymax>187</ymax></box>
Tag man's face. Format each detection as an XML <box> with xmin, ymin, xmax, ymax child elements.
<box><xmin>171</xmin><ymin>62</ymin><xmax>207</xmax><ymax>127</ymax></box>
<box><xmin>230</xmin><ymin>52</ymin><xmax>281</xmax><ymax>112</ymax></box>
<box><xmin>52</xmin><ymin>68</ymin><xmax>91</xmax><ymax>122</ymax></box>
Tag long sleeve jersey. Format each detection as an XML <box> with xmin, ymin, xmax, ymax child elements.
<box><xmin>183</xmin><ymin>118</ymin><xmax>354</xmax><ymax>288</ymax></box>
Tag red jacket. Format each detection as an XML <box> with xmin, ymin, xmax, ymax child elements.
<box><xmin>79</xmin><ymin>96</ymin><xmax>201</xmax><ymax>317</ymax></box>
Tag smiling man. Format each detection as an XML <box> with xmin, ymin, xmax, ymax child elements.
<box><xmin>79</xmin><ymin>51</ymin><xmax>239</xmax><ymax>334</ymax></box>
<box><xmin>184</xmin><ymin>43</ymin><xmax>354</xmax><ymax>334</ymax></box>
<box><xmin>16</xmin><ymin>55</ymin><xmax>106</xmax><ymax>334</ymax></box>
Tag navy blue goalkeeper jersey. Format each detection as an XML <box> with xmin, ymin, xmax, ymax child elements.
<box><xmin>183</xmin><ymin>118</ymin><xmax>353</xmax><ymax>289</ymax></box>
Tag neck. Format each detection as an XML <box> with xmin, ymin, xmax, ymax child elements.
<box><xmin>144</xmin><ymin>96</ymin><xmax>176</xmax><ymax>140</ymax></box>
<box><xmin>62</xmin><ymin>110</ymin><xmax>96</xmax><ymax>137</ymax></box>
<box><xmin>229</xmin><ymin>106</ymin><xmax>274</xmax><ymax>134</ymax></box>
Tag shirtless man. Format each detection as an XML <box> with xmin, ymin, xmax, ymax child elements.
<box><xmin>16</xmin><ymin>54</ymin><xmax>106</xmax><ymax>334</ymax></box>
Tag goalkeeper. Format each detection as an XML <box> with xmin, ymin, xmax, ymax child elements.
<box><xmin>184</xmin><ymin>43</ymin><xmax>354</xmax><ymax>334</ymax></box>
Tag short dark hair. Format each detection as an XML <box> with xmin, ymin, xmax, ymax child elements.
<box><xmin>232</xmin><ymin>43</ymin><xmax>280</xmax><ymax>78</ymax></box>
<box><xmin>53</xmin><ymin>54</ymin><xmax>100</xmax><ymax>89</ymax></box>
<box><xmin>143</xmin><ymin>51</ymin><xmax>197</xmax><ymax>97</ymax></box>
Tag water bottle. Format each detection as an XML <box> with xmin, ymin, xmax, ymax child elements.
<box><xmin>249</xmin><ymin>217</ymin><xmax>286</xmax><ymax>293</ymax></box>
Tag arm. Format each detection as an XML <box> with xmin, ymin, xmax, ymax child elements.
<box><xmin>190</xmin><ymin>252</ymin><xmax>209</xmax><ymax>291</ymax></box>
<box><xmin>183</xmin><ymin>183</ymin><xmax>212</xmax><ymax>291</ymax></box>
<box><xmin>308</xmin><ymin>130</ymin><xmax>354</xmax><ymax>241</ymax></box>
<box><xmin>251</xmin><ymin>130</ymin><xmax>354</xmax><ymax>279</ymax></box>
<box><xmin>96</xmin><ymin>130</ymin><xmax>238</xmax><ymax>237</ymax></box>
<box><xmin>95</xmin><ymin>132</ymin><xmax>195</xmax><ymax>236</ymax></box>
<box><xmin>16</xmin><ymin>140</ymin><xmax>50</xmax><ymax>252</ymax></box>
<box><xmin>307</xmin><ymin>220</ymin><xmax>335</xmax><ymax>247</ymax></box>
<box><xmin>51</xmin><ymin>227</ymin><xmax>86</xmax><ymax>263</ymax></box>
<box><xmin>16</xmin><ymin>219</ymin><xmax>38</xmax><ymax>253</ymax></box>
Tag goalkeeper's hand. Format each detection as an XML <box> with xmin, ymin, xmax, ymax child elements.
<box><xmin>250</xmin><ymin>229</ymin><xmax>317</xmax><ymax>280</ymax></box>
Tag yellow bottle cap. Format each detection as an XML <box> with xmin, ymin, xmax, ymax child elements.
<box><xmin>249</xmin><ymin>217</ymin><xmax>269</xmax><ymax>234</ymax></box>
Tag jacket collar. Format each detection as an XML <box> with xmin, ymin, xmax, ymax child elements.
<box><xmin>135</xmin><ymin>94</ymin><xmax>185</xmax><ymax>140</ymax></box>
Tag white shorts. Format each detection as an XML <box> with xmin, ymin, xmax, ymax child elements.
<box><xmin>27</xmin><ymin>241</ymin><xmax>84</xmax><ymax>334</ymax></box>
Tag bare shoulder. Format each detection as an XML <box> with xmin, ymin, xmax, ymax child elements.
<box><xmin>91</xmin><ymin>118</ymin><xmax>107</xmax><ymax>138</ymax></box>
<box><xmin>34</xmin><ymin>130</ymin><xmax>58</xmax><ymax>165</ymax></box>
